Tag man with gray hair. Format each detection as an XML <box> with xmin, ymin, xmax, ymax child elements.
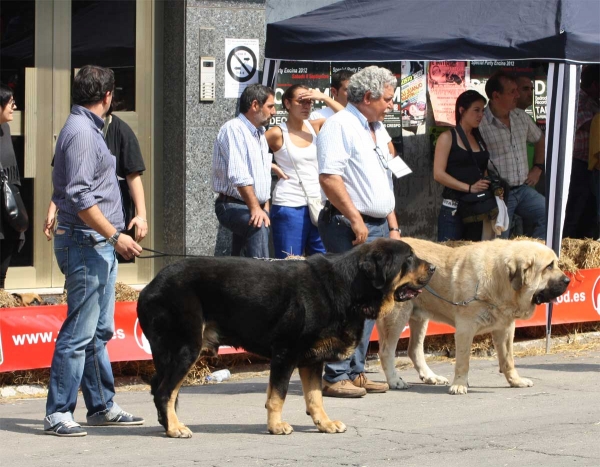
<box><xmin>317</xmin><ymin>65</ymin><xmax>400</xmax><ymax>398</ymax></box>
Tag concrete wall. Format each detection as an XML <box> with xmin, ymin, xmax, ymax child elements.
<box><xmin>163</xmin><ymin>0</ymin><xmax>441</xmax><ymax>261</ymax></box>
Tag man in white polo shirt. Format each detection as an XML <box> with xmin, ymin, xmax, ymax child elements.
<box><xmin>317</xmin><ymin>66</ymin><xmax>401</xmax><ymax>398</ymax></box>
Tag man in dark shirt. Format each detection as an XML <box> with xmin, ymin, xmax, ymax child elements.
<box><xmin>44</xmin><ymin>65</ymin><xmax>144</xmax><ymax>437</ymax></box>
<box><xmin>103</xmin><ymin>109</ymin><xmax>147</xmax><ymax>242</ymax></box>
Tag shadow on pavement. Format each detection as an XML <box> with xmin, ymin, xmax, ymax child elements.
<box><xmin>180</xmin><ymin>380</ymin><xmax>304</xmax><ymax>397</ymax></box>
<box><xmin>517</xmin><ymin>362</ymin><xmax>600</xmax><ymax>372</ymax></box>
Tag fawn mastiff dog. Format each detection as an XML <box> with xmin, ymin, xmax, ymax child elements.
<box><xmin>376</xmin><ymin>238</ymin><xmax>570</xmax><ymax>394</ymax></box>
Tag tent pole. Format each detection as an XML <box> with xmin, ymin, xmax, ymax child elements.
<box><xmin>544</xmin><ymin>63</ymin><xmax>581</xmax><ymax>353</ymax></box>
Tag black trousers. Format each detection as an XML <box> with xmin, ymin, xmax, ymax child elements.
<box><xmin>0</xmin><ymin>227</ymin><xmax>19</xmax><ymax>289</ymax></box>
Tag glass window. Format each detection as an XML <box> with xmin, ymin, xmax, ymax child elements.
<box><xmin>9</xmin><ymin>136</ymin><xmax>34</xmax><ymax>267</ymax></box>
<box><xmin>71</xmin><ymin>0</ymin><xmax>136</xmax><ymax>111</ymax></box>
<box><xmin>0</xmin><ymin>0</ymin><xmax>35</xmax><ymax>112</ymax></box>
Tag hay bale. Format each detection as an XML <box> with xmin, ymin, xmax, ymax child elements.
<box><xmin>579</xmin><ymin>239</ymin><xmax>600</xmax><ymax>269</ymax></box>
<box><xmin>115</xmin><ymin>282</ymin><xmax>139</xmax><ymax>302</ymax></box>
<box><xmin>0</xmin><ymin>290</ymin><xmax>20</xmax><ymax>308</ymax></box>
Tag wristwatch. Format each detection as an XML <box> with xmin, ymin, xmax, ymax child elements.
<box><xmin>107</xmin><ymin>231</ymin><xmax>121</xmax><ymax>246</ymax></box>
<box><xmin>533</xmin><ymin>163</ymin><xmax>544</xmax><ymax>171</ymax></box>
<box><xmin>389</xmin><ymin>227</ymin><xmax>401</xmax><ymax>234</ymax></box>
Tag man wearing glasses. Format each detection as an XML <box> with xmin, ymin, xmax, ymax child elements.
<box><xmin>317</xmin><ymin>66</ymin><xmax>400</xmax><ymax>398</ymax></box>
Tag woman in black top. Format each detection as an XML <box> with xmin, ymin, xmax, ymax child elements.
<box><xmin>433</xmin><ymin>90</ymin><xmax>490</xmax><ymax>241</ymax></box>
<box><xmin>0</xmin><ymin>84</ymin><xmax>26</xmax><ymax>288</ymax></box>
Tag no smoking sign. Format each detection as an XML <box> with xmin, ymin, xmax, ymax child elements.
<box><xmin>227</xmin><ymin>46</ymin><xmax>257</xmax><ymax>83</ymax></box>
<box><xmin>224</xmin><ymin>38</ymin><xmax>259</xmax><ymax>98</ymax></box>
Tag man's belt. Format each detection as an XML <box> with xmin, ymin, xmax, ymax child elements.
<box><xmin>217</xmin><ymin>194</ymin><xmax>266</xmax><ymax>209</ymax></box>
<box><xmin>324</xmin><ymin>201</ymin><xmax>385</xmax><ymax>223</ymax></box>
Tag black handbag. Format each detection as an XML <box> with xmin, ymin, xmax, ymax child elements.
<box><xmin>1</xmin><ymin>165</ymin><xmax>29</xmax><ymax>233</ymax></box>
<box><xmin>453</xmin><ymin>126</ymin><xmax>500</xmax><ymax>224</ymax></box>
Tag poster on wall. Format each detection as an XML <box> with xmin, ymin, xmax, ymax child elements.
<box><xmin>400</xmin><ymin>61</ymin><xmax>426</xmax><ymax>129</ymax></box>
<box><xmin>224</xmin><ymin>38</ymin><xmax>260</xmax><ymax>98</ymax></box>
<box><xmin>271</xmin><ymin>61</ymin><xmax>331</xmax><ymax>126</ymax></box>
<box><xmin>428</xmin><ymin>61</ymin><xmax>467</xmax><ymax>126</ymax></box>
<box><xmin>532</xmin><ymin>65</ymin><xmax>547</xmax><ymax>131</ymax></box>
<box><xmin>468</xmin><ymin>61</ymin><xmax>547</xmax><ymax>130</ymax></box>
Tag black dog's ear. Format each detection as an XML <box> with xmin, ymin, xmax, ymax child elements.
<box><xmin>359</xmin><ymin>249</ymin><xmax>390</xmax><ymax>290</ymax></box>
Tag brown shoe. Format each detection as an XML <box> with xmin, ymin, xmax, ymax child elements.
<box><xmin>351</xmin><ymin>373</ymin><xmax>389</xmax><ymax>393</ymax></box>
<box><xmin>322</xmin><ymin>379</ymin><xmax>367</xmax><ymax>398</ymax></box>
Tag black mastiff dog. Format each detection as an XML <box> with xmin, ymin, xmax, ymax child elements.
<box><xmin>137</xmin><ymin>239</ymin><xmax>435</xmax><ymax>438</ymax></box>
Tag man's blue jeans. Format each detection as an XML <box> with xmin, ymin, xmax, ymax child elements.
<box><xmin>318</xmin><ymin>211</ymin><xmax>389</xmax><ymax>383</ymax></box>
<box><xmin>502</xmin><ymin>184</ymin><xmax>547</xmax><ymax>240</ymax></box>
<box><xmin>215</xmin><ymin>199</ymin><xmax>270</xmax><ymax>258</ymax></box>
<box><xmin>45</xmin><ymin>224</ymin><xmax>123</xmax><ymax>429</ymax></box>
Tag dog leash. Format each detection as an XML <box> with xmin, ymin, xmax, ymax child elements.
<box><xmin>137</xmin><ymin>248</ymin><xmax>201</xmax><ymax>259</ymax></box>
<box><xmin>423</xmin><ymin>282</ymin><xmax>481</xmax><ymax>306</ymax></box>
<box><xmin>136</xmin><ymin>249</ymin><xmax>303</xmax><ymax>261</ymax></box>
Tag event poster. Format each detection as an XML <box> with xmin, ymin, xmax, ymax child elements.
<box><xmin>271</xmin><ymin>61</ymin><xmax>330</xmax><ymax>126</ymax></box>
<box><xmin>533</xmin><ymin>66</ymin><xmax>547</xmax><ymax>131</ymax></box>
<box><xmin>400</xmin><ymin>61</ymin><xmax>426</xmax><ymax>128</ymax></box>
<box><xmin>332</xmin><ymin>62</ymin><xmax>403</xmax><ymax>139</ymax></box>
<box><xmin>428</xmin><ymin>61</ymin><xmax>467</xmax><ymax>126</ymax></box>
<box><xmin>469</xmin><ymin>61</ymin><xmax>547</xmax><ymax>130</ymax></box>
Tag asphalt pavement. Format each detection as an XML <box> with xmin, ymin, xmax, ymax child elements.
<box><xmin>1</xmin><ymin>348</ymin><xmax>599</xmax><ymax>467</ymax></box>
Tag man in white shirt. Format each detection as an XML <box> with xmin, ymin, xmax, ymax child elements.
<box><xmin>479</xmin><ymin>71</ymin><xmax>546</xmax><ymax>239</ymax></box>
<box><xmin>212</xmin><ymin>84</ymin><xmax>276</xmax><ymax>258</ymax></box>
<box><xmin>317</xmin><ymin>66</ymin><xmax>401</xmax><ymax>398</ymax></box>
<box><xmin>309</xmin><ymin>70</ymin><xmax>353</xmax><ymax>120</ymax></box>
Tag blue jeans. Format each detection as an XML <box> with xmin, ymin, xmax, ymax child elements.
<box><xmin>45</xmin><ymin>224</ymin><xmax>123</xmax><ymax>429</ymax></box>
<box><xmin>437</xmin><ymin>205</ymin><xmax>483</xmax><ymax>241</ymax></box>
<box><xmin>215</xmin><ymin>199</ymin><xmax>270</xmax><ymax>258</ymax></box>
<box><xmin>564</xmin><ymin>159</ymin><xmax>598</xmax><ymax>238</ymax></box>
<box><xmin>318</xmin><ymin>211</ymin><xmax>389</xmax><ymax>383</ymax></box>
<box><xmin>502</xmin><ymin>184</ymin><xmax>547</xmax><ymax>240</ymax></box>
<box><xmin>270</xmin><ymin>205</ymin><xmax>325</xmax><ymax>259</ymax></box>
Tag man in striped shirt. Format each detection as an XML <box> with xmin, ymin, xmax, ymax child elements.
<box><xmin>45</xmin><ymin>66</ymin><xmax>144</xmax><ymax>437</ymax></box>
<box><xmin>317</xmin><ymin>66</ymin><xmax>401</xmax><ymax>398</ymax></box>
<box><xmin>212</xmin><ymin>84</ymin><xmax>276</xmax><ymax>258</ymax></box>
<box><xmin>479</xmin><ymin>71</ymin><xmax>546</xmax><ymax>240</ymax></box>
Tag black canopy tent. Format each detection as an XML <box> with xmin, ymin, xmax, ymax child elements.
<box><xmin>262</xmin><ymin>0</ymin><xmax>600</xmax><ymax>348</ymax></box>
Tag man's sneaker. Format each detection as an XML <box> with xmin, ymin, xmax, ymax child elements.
<box><xmin>87</xmin><ymin>409</ymin><xmax>145</xmax><ymax>426</ymax></box>
<box><xmin>44</xmin><ymin>420</ymin><xmax>87</xmax><ymax>437</ymax></box>
<box><xmin>322</xmin><ymin>379</ymin><xmax>367</xmax><ymax>398</ymax></box>
<box><xmin>351</xmin><ymin>373</ymin><xmax>389</xmax><ymax>393</ymax></box>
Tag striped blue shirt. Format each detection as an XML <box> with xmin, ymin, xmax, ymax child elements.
<box><xmin>317</xmin><ymin>103</ymin><xmax>395</xmax><ymax>218</ymax></box>
<box><xmin>52</xmin><ymin>105</ymin><xmax>125</xmax><ymax>229</ymax></box>
<box><xmin>212</xmin><ymin>114</ymin><xmax>272</xmax><ymax>203</ymax></box>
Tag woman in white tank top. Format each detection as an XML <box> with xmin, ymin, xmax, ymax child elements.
<box><xmin>266</xmin><ymin>85</ymin><xmax>342</xmax><ymax>258</ymax></box>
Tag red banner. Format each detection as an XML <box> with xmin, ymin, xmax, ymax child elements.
<box><xmin>1</xmin><ymin>269</ymin><xmax>599</xmax><ymax>372</ymax></box>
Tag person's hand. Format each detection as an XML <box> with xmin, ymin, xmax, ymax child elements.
<box><xmin>525</xmin><ymin>167</ymin><xmax>542</xmax><ymax>186</ymax></box>
<box><xmin>128</xmin><ymin>216</ymin><xmax>148</xmax><ymax>242</ymax></box>
<box><xmin>351</xmin><ymin>218</ymin><xmax>369</xmax><ymax>246</ymax></box>
<box><xmin>297</xmin><ymin>88</ymin><xmax>328</xmax><ymax>103</ymax></box>
<box><xmin>469</xmin><ymin>178</ymin><xmax>491</xmax><ymax>193</ymax></box>
<box><xmin>389</xmin><ymin>229</ymin><xmax>401</xmax><ymax>241</ymax></box>
<box><xmin>249</xmin><ymin>206</ymin><xmax>270</xmax><ymax>228</ymax></box>
<box><xmin>43</xmin><ymin>216</ymin><xmax>56</xmax><ymax>241</ymax></box>
<box><xmin>271</xmin><ymin>164</ymin><xmax>289</xmax><ymax>180</ymax></box>
<box><xmin>114</xmin><ymin>233</ymin><xmax>143</xmax><ymax>260</ymax></box>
